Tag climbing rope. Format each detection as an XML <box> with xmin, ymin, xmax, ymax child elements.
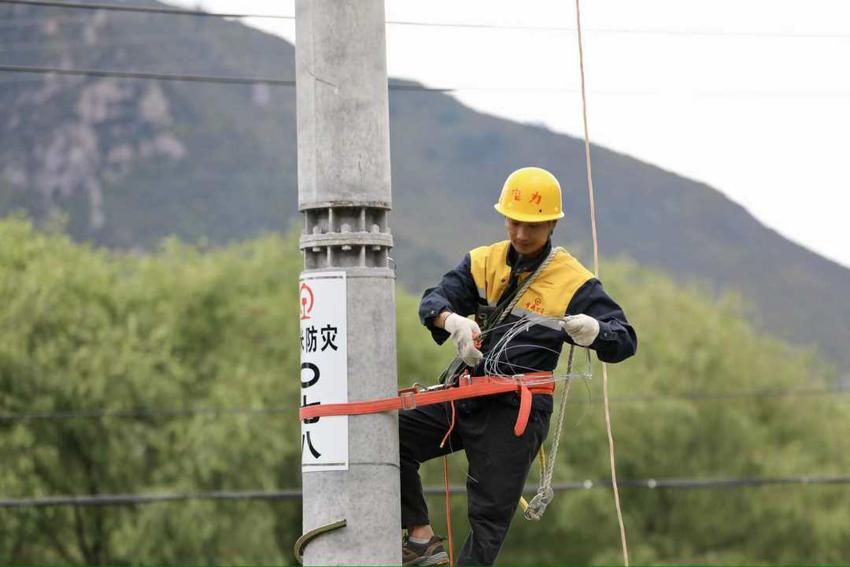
<box><xmin>521</xmin><ymin>345</ymin><xmax>575</xmax><ymax>520</ymax></box>
<box><xmin>574</xmin><ymin>0</ymin><xmax>630</xmax><ymax>564</ymax></box>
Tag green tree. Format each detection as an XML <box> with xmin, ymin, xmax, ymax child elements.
<box><xmin>1</xmin><ymin>218</ymin><xmax>848</xmax><ymax>564</ymax></box>
<box><xmin>0</xmin><ymin>219</ymin><xmax>302</xmax><ymax>564</ymax></box>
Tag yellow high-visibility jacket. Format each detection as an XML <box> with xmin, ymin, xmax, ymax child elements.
<box><xmin>420</xmin><ymin>239</ymin><xmax>637</xmax><ymax>411</ymax></box>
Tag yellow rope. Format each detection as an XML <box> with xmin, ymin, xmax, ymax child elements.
<box><xmin>574</xmin><ymin>1</ymin><xmax>630</xmax><ymax>564</ymax></box>
<box><xmin>518</xmin><ymin>447</ymin><xmax>547</xmax><ymax>513</ymax></box>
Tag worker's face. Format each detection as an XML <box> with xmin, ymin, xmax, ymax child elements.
<box><xmin>505</xmin><ymin>218</ymin><xmax>556</xmax><ymax>256</ymax></box>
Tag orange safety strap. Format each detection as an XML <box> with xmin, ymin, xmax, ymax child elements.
<box><xmin>299</xmin><ymin>372</ymin><xmax>555</xmax><ymax>438</ymax></box>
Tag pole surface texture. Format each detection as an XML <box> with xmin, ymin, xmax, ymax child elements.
<box><xmin>295</xmin><ymin>0</ymin><xmax>400</xmax><ymax>565</ymax></box>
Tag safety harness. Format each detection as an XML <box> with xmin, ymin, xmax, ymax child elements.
<box><xmin>299</xmin><ymin>371</ymin><xmax>555</xmax><ymax>437</ymax></box>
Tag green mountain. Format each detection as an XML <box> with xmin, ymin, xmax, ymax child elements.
<box><xmin>2</xmin><ymin>0</ymin><xmax>848</xmax><ymax>370</ymax></box>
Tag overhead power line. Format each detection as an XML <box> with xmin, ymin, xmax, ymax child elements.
<box><xmin>0</xmin><ymin>63</ymin><xmax>295</xmax><ymax>86</ymax></box>
<box><xmin>0</xmin><ymin>30</ymin><xmax>202</xmax><ymax>52</ymax></box>
<box><xmin>0</xmin><ymin>64</ymin><xmax>451</xmax><ymax>90</ymax></box>
<box><xmin>2</xmin><ymin>475</ymin><xmax>849</xmax><ymax>509</ymax></box>
<box><xmin>2</xmin><ymin>0</ymin><xmax>849</xmax><ymax>39</ymax></box>
<box><xmin>0</xmin><ymin>489</ymin><xmax>302</xmax><ymax>508</ymax></box>
<box><xmin>385</xmin><ymin>19</ymin><xmax>850</xmax><ymax>40</ymax></box>
<box><xmin>0</xmin><ymin>405</ymin><xmax>296</xmax><ymax>421</ymax></box>
<box><xmin>611</xmin><ymin>386</ymin><xmax>850</xmax><ymax>403</ymax></box>
<box><xmin>0</xmin><ymin>13</ymin><xmax>90</xmax><ymax>27</ymax></box>
<box><xmin>2</xmin><ymin>66</ymin><xmax>849</xmax><ymax>99</ymax></box>
<box><xmin>0</xmin><ymin>0</ymin><xmax>294</xmax><ymax>19</ymax></box>
<box><xmin>542</xmin><ymin>475</ymin><xmax>850</xmax><ymax>492</ymax></box>
<box><xmin>0</xmin><ymin>35</ymin><xmax>214</xmax><ymax>55</ymax></box>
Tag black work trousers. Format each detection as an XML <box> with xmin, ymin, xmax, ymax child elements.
<box><xmin>399</xmin><ymin>395</ymin><xmax>551</xmax><ymax>566</ymax></box>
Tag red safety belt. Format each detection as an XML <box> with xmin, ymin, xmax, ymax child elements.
<box><xmin>299</xmin><ymin>371</ymin><xmax>555</xmax><ymax>437</ymax></box>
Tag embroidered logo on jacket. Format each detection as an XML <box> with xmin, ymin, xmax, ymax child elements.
<box><xmin>524</xmin><ymin>295</ymin><xmax>545</xmax><ymax>315</ymax></box>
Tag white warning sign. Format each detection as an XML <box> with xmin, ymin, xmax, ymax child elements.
<box><xmin>299</xmin><ymin>271</ymin><xmax>348</xmax><ymax>472</ymax></box>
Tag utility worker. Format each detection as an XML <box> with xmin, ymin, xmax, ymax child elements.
<box><xmin>399</xmin><ymin>166</ymin><xmax>637</xmax><ymax>566</ymax></box>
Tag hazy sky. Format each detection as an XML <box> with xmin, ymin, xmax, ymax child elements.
<box><xmin>171</xmin><ymin>0</ymin><xmax>850</xmax><ymax>268</ymax></box>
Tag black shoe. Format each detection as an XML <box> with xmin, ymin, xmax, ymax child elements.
<box><xmin>402</xmin><ymin>535</ymin><xmax>449</xmax><ymax>566</ymax></box>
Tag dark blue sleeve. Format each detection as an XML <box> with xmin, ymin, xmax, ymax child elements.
<box><xmin>566</xmin><ymin>278</ymin><xmax>637</xmax><ymax>363</ymax></box>
<box><xmin>419</xmin><ymin>254</ymin><xmax>480</xmax><ymax>345</ymax></box>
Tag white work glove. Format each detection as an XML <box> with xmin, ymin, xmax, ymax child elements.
<box><xmin>443</xmin><ymin>312</ymin><xmax>484</xmax><ymax>367</ymax></box>
<box><xmin>561</xmin><ymin>314</ymin><xmax>600</xmax><ymax>347</ymax></box>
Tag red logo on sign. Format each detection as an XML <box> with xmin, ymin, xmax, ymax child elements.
<box><xmin>300</xmin><ymin>282</ymin><xmax>315</xmax><ymax>320</ymax></box>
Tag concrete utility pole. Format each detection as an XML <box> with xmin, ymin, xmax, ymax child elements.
<box><xmin>295</xmin><ymin>0</ymin><xmax>400</xmax><ymax>565</ymax></box>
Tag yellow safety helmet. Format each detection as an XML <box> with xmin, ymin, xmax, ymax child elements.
<box><xmin>494</xmin><ymin>167</ymin><xmax>565</xmax><ymax>222</ymax></box>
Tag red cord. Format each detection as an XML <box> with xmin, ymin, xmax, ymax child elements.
<box><xmin>443</xmin><ymin>454</ymin><xmax>454</xmax><ymax>566</ymax></box>
<box><xmin>439</xmin><ymin>400</ymin><xmax>457</xmax><ymax>449</ymax></box>
<box><xmin>440</xmin><ymin>400</ymin><xmax>456</xmax><ymax>565</ymax></box>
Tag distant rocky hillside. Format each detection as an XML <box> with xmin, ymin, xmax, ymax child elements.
<box><xmin>2</xmin><ymin>0</ymin><xmax>848</xmax><ymax>371</ymax></box>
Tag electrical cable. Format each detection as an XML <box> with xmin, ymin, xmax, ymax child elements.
<box><xmin>3</xmin><ymin>1</ymin><xmax>849</xmax><ymax>39</ymax></box>
<box><xmin>0</xmin><ymin>488</ymin><xmax>302</xmax><ymax>508</ymax></box>
<box><xmin>385</xmin><ymin>19</ymin><xmax>850</xmax><ymax>39</ymax></box>
<box><xmin>0</xmin><ymin>63</ymin><xmax>453</xmax><ymax>90</ymax></box>
<box><xmin>1</xmin><ymin>65</ymin><xmax>847</xmax><ymax>99</ymax></box>
<box><xmin>433</xmin><ymin>474</ymin><xmax>850</xmax><ymax>494</ymax></box>
<box><xmin>3</xmin><ymin>475</ymin><xmax>849</xmax><ymax>509</ymax></box>
<box><xmin>573</xmin><ymin>1</ymin><xmax>628</xmax><ymax>563</ymax></box>
<box><xmin>0</xmin><ymin>405</ymin><xmax>297</xmax><ymax>421</ymax></box>
<box><xmin>0</xmin><ymin>62</ymin><xmax>296</xmax><ymax>85</ymax></box>
<box><xmin>0</xmin><ymin>13</ymin><xmax>90</xmax><ymax>28</ymax></box>
<box><xmin>0</xmin><ymin>0</ymin><xmax>295</xmax><ymax>19</ymax></box>
<box><xmin>0</xmin><ymin>31</ymin><xmax>228</xmax><ymax>52</ymax></box>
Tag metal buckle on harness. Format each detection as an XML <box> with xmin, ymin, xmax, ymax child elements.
<box><xmin>461</xmin><ymin>372</ymin><xmax>473</xmax><ymax>386</ymax></box>
<box><xmin>400</xmin><ymin>390</ymin><xmax>417</xmax><ymax>410</ymax></box>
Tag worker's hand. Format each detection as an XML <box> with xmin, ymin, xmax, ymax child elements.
<box><xmin>561</xmin><ymin>314</ymin><xmax>600</xmax><ymax>347</ymax></box>
<box><xmin>443</xmin><ymin>313</ymin><xmax>484</xmax><ymax>367</ymax></box>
